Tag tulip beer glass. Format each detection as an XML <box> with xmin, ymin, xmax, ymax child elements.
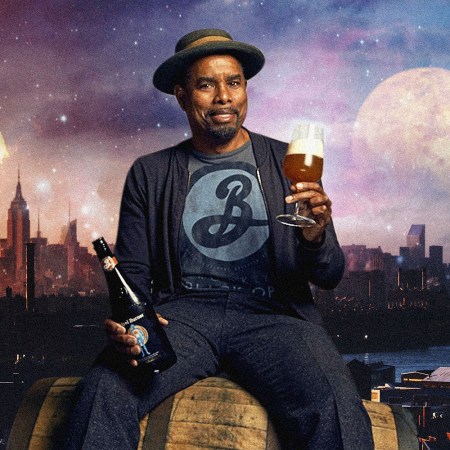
<box><xmin>276</xmin><ymin>123</ymin><xmax>324</xmax><ymax>227</ymax></box>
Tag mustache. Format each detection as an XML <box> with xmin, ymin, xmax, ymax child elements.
<box><xmin>206</xmin><ymin>108</ymin><xmax>239</xmax><ymax>117</ymax></box>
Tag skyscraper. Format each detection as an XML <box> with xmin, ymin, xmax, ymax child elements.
<box><xmin>7</xmin><ymin>170</ymin><xmax>30</xmax><ymax>281</ymax></box>
<box><xmin>429</xmin><ymin>245</ymin><xmax>443</xmax><ymax>265</ymax></box>
<box><xmin>407</xmin><ymin>224</ymin><xmax>425</xmax><ymax>268</ymax></box>
<box><xmin>429</xmin><ymin>245</ymin><xmax>445</xmax><ymax>286</ymax></box>
<box><xmin>64</xmin><ymin>219</ymin><xmax>78</xmax><ymax>280</ymax></box>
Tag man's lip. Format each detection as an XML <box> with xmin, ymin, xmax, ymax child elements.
<box><xmin>208</xmin><ymin>110</ymin><xmax>238</xmax><ymax>122</ymax></box>
<box><xmin>211</xmin><ymin>113</ymin><xmax>235</xmax><ymax>123</ymax></box>
<box><xmin>208</xmin><ymin>109</ymin><xmax>238</xmax><ymax>116</ymax></box>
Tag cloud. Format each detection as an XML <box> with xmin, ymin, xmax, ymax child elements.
<box><xmin>32</xmin><ymin>90</ymin><xmax>184</xmax><ymax>138</ymax></box>
<box><xmin>0</xmin><ymin>0</ymin><xmax>448</xmax><ymax>260</ymax></box>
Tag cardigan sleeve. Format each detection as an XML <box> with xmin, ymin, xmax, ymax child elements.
<box><xmin>249</xmin><ymin>130</ymin><xmax>345</xmax><ymax>295</ymax></box>
<box><xmin>296</xmin><ymin>219</ymin><xmax>345</xmax><ymax>290</ymax></box>
<box><xmin>114</xmin><ymin>158</ymin><xmax>154</xmax><ymax>304</ymax></box>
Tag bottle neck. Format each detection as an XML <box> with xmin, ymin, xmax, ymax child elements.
<box><xmin>113</xmin><ymin>267</ymin><xmax>140</xmax><ymax>305</ymax></box>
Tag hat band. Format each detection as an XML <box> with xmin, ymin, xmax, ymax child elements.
<box><xmin>184</xmin><ymin>35</ymin><xmax>232</xmax><ymax>50</ymax></box>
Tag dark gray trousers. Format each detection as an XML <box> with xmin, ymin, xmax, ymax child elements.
<box><xmin>64</xmin><ymin>292</ymin><xmax>374</xmax><ymax>450</ymax></box>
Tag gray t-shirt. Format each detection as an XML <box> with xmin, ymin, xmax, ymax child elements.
<box><xmin>179</xmin><ymin>141</ymin><xmax>274</xmax><ymax>298</ymax></box>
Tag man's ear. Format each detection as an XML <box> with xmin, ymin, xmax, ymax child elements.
<box><xmin>174</xmin><ymin>84</ymin><xmax>186</xmax><ymax>111</ymax></box>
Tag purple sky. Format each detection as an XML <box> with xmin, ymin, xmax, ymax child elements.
<box><xmin>0</xmin><ymin>0</ymin><xmax>449</xmax><ymax>261</ymax></box>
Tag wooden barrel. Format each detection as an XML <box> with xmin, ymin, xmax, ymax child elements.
<box><xmin>362</xmin><ymin>400</ymin><xmax>418</xmax><ymax>450</ymax></box>
<box><xmin>7</xmin><ymin>377</ymin><xmax>80</xmax><ymax>450</ymax></box>
<box><xmin>7</xmin><ymin>377</ymin><xmax>417</xmax><ymax>450</ymax></box>
<box><xmin>7</xmin><ymin>377</ymin><xmax>281</xmax><ymax>450</ymax></box>
<box><xmin>138</xmin><ymin>377</ymin><xmax>281</xmax><ymax>449</ymax></box>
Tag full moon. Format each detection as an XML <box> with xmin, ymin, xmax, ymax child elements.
<box><xmin>351</xmin><ymin>67</ymin><xmax>450</xmax><ymax>190</ymax></box>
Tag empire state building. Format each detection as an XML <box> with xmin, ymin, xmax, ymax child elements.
<box><xmin>7</xmin><ymin>170</ymin><xmax>30</xmax><ymax>280</ymax></box>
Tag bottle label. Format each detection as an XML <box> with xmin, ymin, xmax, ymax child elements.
<box><xmin>121</xmin><ymin>313</ymin><xmax>144</xmax><ymax>327</ymax></box>
<box><xmin>128</xmin><ymin>324</ymin><xmax>149</xmax><ymax>346</ymax></box>
<box><xmin>101</xmin><ymin>256</ymin><xmax>118</xmax><ymax>271</ymax></box>
<box><xmin>128</xmin><ymin>322</ymin><xmax>162</xmax><ymax>364</ymax></box>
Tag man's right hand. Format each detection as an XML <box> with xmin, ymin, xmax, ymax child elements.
<box><xmin>104</xmin><ymin>314</ymin><xmax>169</xmax><ymax>367</ymax></box>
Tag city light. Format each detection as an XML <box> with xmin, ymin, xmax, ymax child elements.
<box><xmin>0</xmin><ymin>132</ymin><xmax>10</xmax><ymax>164</ymax></box>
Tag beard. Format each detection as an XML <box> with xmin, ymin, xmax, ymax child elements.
<box><xmin>205</xmin><ymin>108</ymin><xmax>241</xmax><ymax>143</ymax></box>
<box><xmin>207</xmin><ymin>123</ymin><xmax>239</xmax><ymax>142</ymax></box>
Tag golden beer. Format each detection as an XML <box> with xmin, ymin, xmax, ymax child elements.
<box><xmin>283</xmin><ymin>133</ymin><xmax>324</xmax><ymax>182</ymax></box>
<box><xmin>276</xmin><ymin>123</ymin><xmax>324</xmax><ymax>227</ymax></box>
<box><xmin>283</xmin><ymin>153</ymin><xmax>323</xmax><ymax>183</ymax></box>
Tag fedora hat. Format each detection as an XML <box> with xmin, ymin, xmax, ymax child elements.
<box><xmin>153</xmin><ymin>28</ymin><xmax>265</xmax><ymax>94</ymax></box>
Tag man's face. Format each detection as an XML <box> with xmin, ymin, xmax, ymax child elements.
<box><xmin>175</xmin><ymin>54</ymin><xmax>248</xmax><ymax>144</ymax></box>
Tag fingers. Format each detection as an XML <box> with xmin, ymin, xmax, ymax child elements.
<box><xmin>104</xmin><ymin>315</ymin><xmax>170</xmax><ymax>367</ymax></box>
<box><xmin>129</xmin><ymin>359</ymin><xmax>138</xmax><ymax>367</ymax></box>
<box><xmin>284</xmin><ymin>182</ymin><xmax>332</xmax><ymax>243</ymax></box>
<box><xmin>286</xmin><ymin>182</ymin><xmax>327</xmax><ymax>203</ymax></box>
<box><xmin>157</xmin><ymin>313</ymin><xmax>169</xmax><ymax>326</ymax></box>
<box><xmin>289</xmin><ymin>181</ymin><xmax>324</xmax><ymax>193</ymax></box>
<box><xmin>285</xmin><ymin>183</ymin><xmax>332</xmax><ymax>220</ymax></box>
<box><xmin>104</xmin><ymin>318</ymin><xmax>126</xmax><ymax>334</ymax></box>
<box><xmin>104</xmin><ymin>319</ymin><xmax>141</xmax><ymax>364</ymax></box>
<box><xmin>310</xmin><ymin>198</ymin><xmax>332</xmax><ymax>220</ymax></box>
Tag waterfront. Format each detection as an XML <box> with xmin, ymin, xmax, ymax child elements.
<box><xmin>1</xmin><ymin>296</ymin><xmax>449</xmax><ymax>444</ymax></box>
<box><xmin>1</xmin><ymin>340</ymin><xmax>449</xmax><ymax>444</ymax></box>
<box><xmin>343</xmin><ymin>345</ymin><xmax>450</xmax><ymax>382</ymax></box>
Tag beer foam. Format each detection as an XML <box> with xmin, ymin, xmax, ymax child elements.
<box><xmin>286</xmin><ymin>138</ymin><xmax>324</xmax><ymax>158</ymax></box>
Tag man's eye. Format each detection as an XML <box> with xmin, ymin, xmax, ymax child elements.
<box><xmin>199</xmin><ymin>83</ymin><xmax>213</xmax><ymax>90</ymax></box>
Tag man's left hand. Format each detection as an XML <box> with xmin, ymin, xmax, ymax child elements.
<box><xmin>285</xmin><ymin>182</ymin><xmax>332</xmax><ymax>243</ymax></box>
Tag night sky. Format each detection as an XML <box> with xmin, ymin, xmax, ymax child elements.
<box><xmin>0</xmin><ymin>0</ymin><xmax>449</xmax><ymax>261</ymax></box>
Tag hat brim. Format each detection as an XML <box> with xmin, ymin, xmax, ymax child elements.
<box><xmin>153</xmin><ymin>41</ymin><xmax>265</xmax><ymax>94</ymax></box>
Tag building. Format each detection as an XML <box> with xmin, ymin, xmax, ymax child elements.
<box><xmin>62</xmin><ymin>219</ymin><xmax>78</xmax><ymax>280</ymax></box>
<box><xmin>407</xmin><ymin>224</ymin><xmax>426</xmax><ymax>268</ymax></box>
<box><xmin>397</xmin><ymin>267</ymin><xmax>426</xmax><ymax>290</ymax></box>
<box><xmin>43</xmin><ymin>244</ymin><xmax>68</xmax><ymax>291</ymax></box>
<box><xmin>423</xmin><ymin>367</ymin><xmax>450</xmax><ymax>389</ymax></box>
<box><xmin>371</xmin><ymin>367</ymin><xmax>450</xmax><ymax>407</ymax></box>
<box><xmin>30</xmin><ymin>213</ymin><xmax>48</xmax><ymax>296</ymax></box>
<box><xmin>427</xmin><ymin>245</ymin><xmax>446</xmax><ymax>289</ymax></box>
<box><xmin>382</xmin><ymin>252</ymin><xmax>398</xmax><ymax>287</ymax></box>
<box><xmin>341</xmin><ymin>244</ymin><xmax>368</xmax><ymax>274</ymax></box>
<box><xmin>401</xmin><ymin>370</ymin><xmax>434</xmax><ymax>386</ymax></box>
<box><xmin>429</xmin><ymin>246</ymin><xmax>443</xmax><ymax>266</ymax></box>
<box><xmin>347</xmin><ymin>359</ymin><xmax>395</xmax><ymax>399</ymax></box>
<box><xmin>6</xmin><ymin>171</ymin><xmax>30</xmax><ymax>284</ymax></box>
<box><xmin>0</xmin><ymin>174</ymin><xmax>105</xmax><ymax>298</ymax></box>
<box><xmin>335</xmin><ymin>270</ymin><xmax>387</xmax><ymax>308</ymax></box>
<box><xmin>0</xmin><ymin>238</ymin><xmax>7</xmax><ymax>257</ymax></box>
<box><xmin>372</xmin><ymin>368</ymin><xmax>450</xmax><ymax>449</ymax></box>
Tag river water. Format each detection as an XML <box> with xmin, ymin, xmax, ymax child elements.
<box><xmin>342</xmin><ymin>345</ymin><xmax>450</xmax><ymax>382</ymax></box>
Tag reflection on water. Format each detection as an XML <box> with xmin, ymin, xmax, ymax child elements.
<box><xmin>343</xmin><ymin>345</ymin><xmax>450</xmax><ymax>382</ymax></box>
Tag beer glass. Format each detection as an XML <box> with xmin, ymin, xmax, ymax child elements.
<box><xmin>276</xmin><ymin>123</ymin><xmax>324</xmax><ymax>227</ymax></box>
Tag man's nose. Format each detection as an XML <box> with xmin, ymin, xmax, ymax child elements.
<box><xmin>214</xmin><ymin>84</ymin><xmax>231</xmax><ymax>103</ymax></box>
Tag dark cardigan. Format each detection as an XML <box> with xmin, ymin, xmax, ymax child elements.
<box><xmin>115</xmin><ymin>130</ymin><xmax>345</xmax><ymax>325</ymax></box>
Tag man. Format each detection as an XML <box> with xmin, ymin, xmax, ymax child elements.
<box><xmin>65</xmin><ymin>29</ymin><xmax>374</xmax><ymax>449</ymax></box>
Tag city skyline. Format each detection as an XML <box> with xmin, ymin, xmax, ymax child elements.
<box><xmin>0</xmin><ymin>1</ymin><xmax>449</xmax><ymax>260</ymax></box>
<box><xmin>0</xmin><ymin>170</ymin><xmax>446</xmax><ymax>262</ymax></box>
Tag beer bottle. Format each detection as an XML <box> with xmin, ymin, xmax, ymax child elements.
<box><xmin>93</xmin><ymin>237</ymin><xmax>176</xmax><ymax>373</ymax></box>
